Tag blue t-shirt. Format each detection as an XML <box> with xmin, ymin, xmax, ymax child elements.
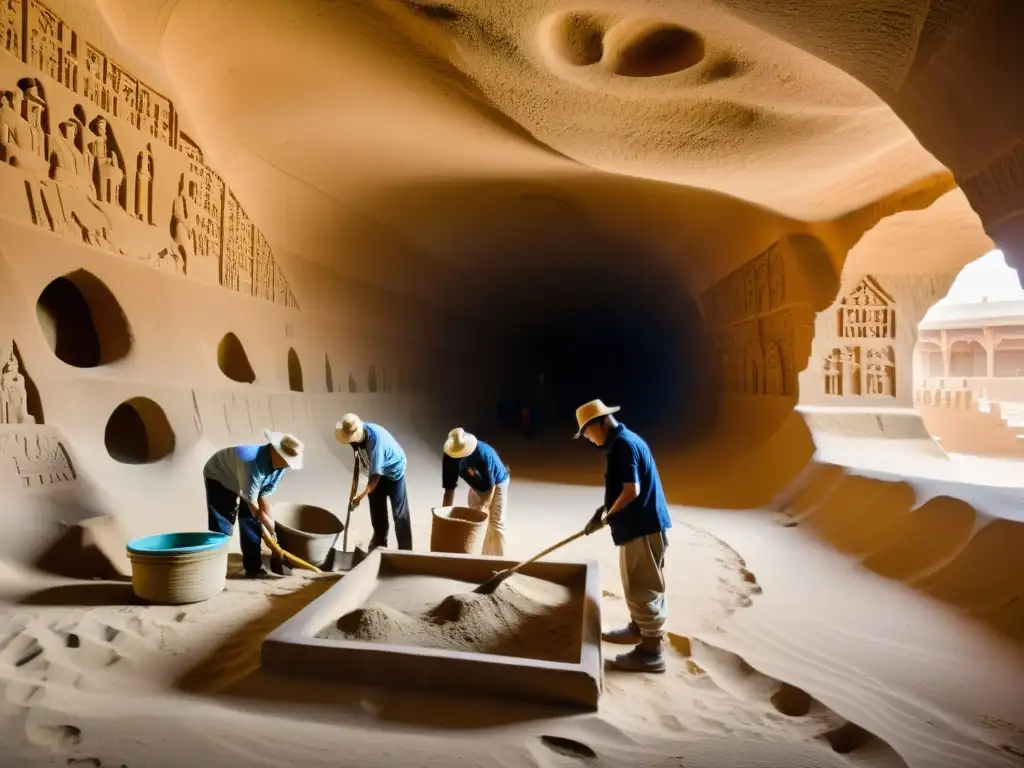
<box><xmin>203</xmin><ymin>444</ymin><xmax>288</xmax><ymax>502</ymax></box>
<box><xmin>354</xmin><ymin>423</ymin><xmax>406</xmax><ymax>482</ymax></box>
<box><xmin>442</xmin><ymin>440</ymin><xmax>509</xmax><ymax>493</ymax></box>
<box><xmin>603</xmin><ymin>423</ymin><xmax>671</xmax><ymax>546</ymax></box>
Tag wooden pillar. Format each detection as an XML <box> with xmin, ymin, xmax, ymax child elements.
<box><xmin>940</xmin><ymin>331</ymin><xmax>951</xmax><ymax>378</ymax></box>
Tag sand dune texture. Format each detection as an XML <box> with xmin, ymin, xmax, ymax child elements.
<box><xmin>2</xmin><ymin>0</ymin><xmax>1024</xmax><ymax>767</ymax></box>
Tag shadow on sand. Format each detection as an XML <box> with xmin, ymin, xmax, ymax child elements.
<box><xmin>17</xmin><ymin>579</ymin><xmax>136</xmax><ymax>607</ymax></box>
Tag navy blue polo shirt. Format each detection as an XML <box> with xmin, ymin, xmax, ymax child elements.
<box><xmin>442</xmin><ymin>440</ymin><xmax>509</xmax><ymax>494</ymax></box>
<box><xmin>603</xmin><ymin>422</ymin><xmax>671</xmax><ymax>546</ymax></box>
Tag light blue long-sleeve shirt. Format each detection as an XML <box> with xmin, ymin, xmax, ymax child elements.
<box><xmin>203</xmin><ymin>444</ymin><xmax>288</xmax><ymax>502</ymax></box>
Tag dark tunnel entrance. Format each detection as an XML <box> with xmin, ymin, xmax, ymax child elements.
<box><xmin>433</xmin><ymin>244</ymin><xmax>720</xmax><ymax>448</ymax></box>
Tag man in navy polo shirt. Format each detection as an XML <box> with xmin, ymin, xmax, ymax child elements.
<box><xmin>441</xmin><ymin>428</ymin><xmax>510</xmax><ymax>556</ymax></box>
<box><xmin>575</xmin><ymin>399</ymin><xmax>671</xmax><ymax>673</ymax></box>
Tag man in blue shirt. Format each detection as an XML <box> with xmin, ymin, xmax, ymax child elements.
<box><xmin>575</xmin><ymin>399</ymin><xmax>671</xmax><ymax>674</ymax></box>
<box><xmin>440</xmin><ymin>428</ymin><xmax>510</xmax><ymax>556</ymax></box>
<box><xmin>203</xmin><ymin>430</ymin><xmax>304</xmax><ymax>578</ymax></box>
<box><xmin>336</xmin><ymin>413</ymin><xmax>412</xmax><ymax>550</ymax></box>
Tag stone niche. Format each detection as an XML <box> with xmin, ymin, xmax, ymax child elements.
<box><xmin>261</xmin><ymin>550</ymin><xmax>603</xmax><ymax>710</ymax></box>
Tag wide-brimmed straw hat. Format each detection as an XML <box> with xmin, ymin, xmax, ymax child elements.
<box><xmin>335</xmin><ymin>413</ymin><xmax>366</xmax><ymax>444</ymax></box>
<box><xmin>573</xmin><ymin>399</ymin><xmax>621</xmax><ymax>439</ymax></box>
<box><xmin>263</xmin><ymin>429</ymin><xmax>305</xmax><ymax>469</ymax></box>
<box><xmin>443</xmin><ymin>428</ymin><xmax>478</xmax><ymax>459</ymax></box>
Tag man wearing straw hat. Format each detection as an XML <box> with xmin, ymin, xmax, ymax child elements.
<box><xmin>336</xmin><ymin>413</ymin><xmax>412</xmax><ymax>551</ymax></box>
<box><xmin>203</xmin><ymin>430</ymin><xmax>305</xmax><ymax>578</ymax></box>
<box><xmin>441</xmin><ymin>428</ymin><xmax>510</xmax><ymax>556</ymax></box>
<box><xmin>575</xmin><ymin>399</ymin><xmax>671</xmax><ymax>673</ymax></box>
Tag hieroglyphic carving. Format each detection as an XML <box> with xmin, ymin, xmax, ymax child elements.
<box><xmin>253</xmin><ymin>230</ymin><xmax>273</xmax><ymax>302</ymax></box>
<box><xmin>178</xmin><ymin>132</ymin><xmax>223</xmax><ymax>263</ymax></box>
<box><xmin>0</xmin><ymin>429</ymin><xmax>76</xmax><ymax>489</ymax></box>
<box><xmin>837</xmin><ymin>276</ymin><xmax>895</xmax><ymax>339</ymax></box>
<box><xmin>81</xmin><ymin>42</ymin><xmax>111</xmax><ymax>112</ymax></box>
<box><xmin>0</xmin><ymin>341</ymin><xmax>35</xmax><ymax>425</ymax></box>
<box><xmin>1</xmin><ymin>0</ymin><xmax>297</xmax><ymax>307</ymax></box>
<box><xmin>26</xmin><ymin>0</ymin><xmax>77</xmax><ymax>91</ymax></box>
<box><xmin>703</xmin><ymin>241</ymin><xmax>795</xmax><ymax>396</ymax></box>
<box><xmin>1</xmin><ymin>0</ymin><xmax>22</xmax><ymax>59</ymax></box>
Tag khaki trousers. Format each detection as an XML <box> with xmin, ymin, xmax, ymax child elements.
<box><xmin>620</xmin><ymin>530</ymin><xmax>668</xmax><ymax>638</ymax></box>
<box><xmin>467</xmin><ymin>479</ymin><xmax>509</xmax><ymax>557</ymax></box>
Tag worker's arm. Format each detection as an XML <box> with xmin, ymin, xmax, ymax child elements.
<box><xmin>440</xmin><ymin>454</ymin><xmax>458</xmax><ymax>507</ymax></box>
<box><xmin>604</xmin><ymin>483</ymin><xmax>639</xmax><ymax>518</ymax></box>
<box><xmin>248</xmin><ymin>496</ymin><xmax>276</xmax><ymax>537</ymax></box>
<box><xmin>353</xmin><ymin>474</ymin><xmax>381</xmax><ymax>506</ymax></box>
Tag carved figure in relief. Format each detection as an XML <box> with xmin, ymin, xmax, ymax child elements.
<box><xmin>865</xmin><ymin>345</ymin><xmax>896</xmax><ymax>397</ymax></box>
<box><xmin>0</xmin><ymin>347</ymin><xmax>35</xmax><ymax>425</ymax></box>
<box><xmin>779</xmin><ymin>340</ymin><xmax>796</xmax><ymax>396</ymax></box>
<box><xmin>768</xmin><ymin>247</ymin><xmax>785</xmax><ymax>309</ymax></box>
<box><xmin>51</xmin><ymin>118</ymin><xmax>93</xmax><ymax>195</ymax></box>
<box><xmin>2</xmin><ymin>0</ymin><xmax>21</xmax><ymax>57</ymax></box>
<box><xmin>171</xmin><ymin>173</ymin><xmax>196</xmax><ymax>271</ymax></box>
<box><xmin>824</xmin><ymin>349</ymin><xmax>843</xmax><ymax>396</ymax></box>
<box><xmin>20</xmin><ymin>80</ymin><xmax>49</xmax><ymax>164</ymax></box>
<box><xmin>837</xmin><ymin>276</ymin><xmax>895</xmax><ymax>339</ymax></box>
<box><xmin>86</xmin><ymin>116</ymin><xmax>125</xmax><ymax>208</ymax></box>
<box><xmin>135</xmin><ymin>143</ymin><xmax>154</xmax><ymax>223</ymax></box>
<box><xmin>763</xmin><ymin>342</ymin><xmax>783</xmax><ymax>395</ymax></box>
<box><xmin>754</xmin><ymin>254</ymin><xmax>770</xmax><ymax>314</ymax></box>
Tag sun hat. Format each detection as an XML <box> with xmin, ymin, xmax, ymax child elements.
<box><xmin>263</xmin><ymin>429</ymin><xmax>305</xmax><ymax>469</ymax></box>
<box><xmin>443</xmin><ymin>428</ymin><xmax>478</xmax><ymax>459</ymax></box>
<box><xmin>573</xmin><ymin>399</ymin><xmax>621</xmax><ymax>439</ymax></box>
<box><xmin>335</xmin><ymin>413</ymin><xmax>366</xmax><ymax>444</ymax></box>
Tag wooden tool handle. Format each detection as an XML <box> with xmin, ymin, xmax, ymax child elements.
<box><xmin>342</xmin><ymin>460</ymin><xmax>359</xmax><ymax>552</ymax></box>
<box><xmin>260</xmin><ymin>523</ymin><xmax>322</xmax><ymax>574</ymax></box>
<box><xmin>507</xmin><ymin>529</ymin><xmax>586</xmax><ymax>576</ymax></box>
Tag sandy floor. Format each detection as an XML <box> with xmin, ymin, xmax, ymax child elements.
<box><xmin>2</xmin><ymin>465</ymin><xmax>1024</xmax><ymax>768</ymax></box>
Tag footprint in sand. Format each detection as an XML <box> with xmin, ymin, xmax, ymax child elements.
<box><xmin>24</xmin><ymin>720</ymin><xmax>82</xmax><ymax>751</ymax></box>
<box><xmin>540</xmin><ymin>735</ymin><xmax>598</xmax><ymax>760</ymax></box>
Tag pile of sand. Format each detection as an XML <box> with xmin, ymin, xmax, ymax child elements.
<box><xmin>319</xmin><ymin>574</ymin><xmax>582</xmax><ymax>664</ymax></box>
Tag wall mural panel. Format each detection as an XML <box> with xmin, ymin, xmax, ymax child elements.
<box><xmin>700</xmin><ymin>241</ymin><xmax>799</xmax><ymax>397</ymax></box>
<box><xmin>822</xmin><ymin>276</ymin><xmax>897</xmax><ymax>399</ymax></box>
<box><xmin>0</xmin><ymin>0</ymin><xmax>299</xmax><ymax>308</ymax></box>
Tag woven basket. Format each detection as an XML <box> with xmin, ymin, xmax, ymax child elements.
<box><xmin>126</xmin><ymin>532</ymin><xmax>230</xmax><ymax>605</ymax></box>
<box><xmin>430</xmin><ymin>506</ymin><xmax>489</xmax><ymax>554</ymax></box>
<box><xmin>274</xmin><ymin>503</ymin><xmax>344</xmax><ymax>568</ymax></box>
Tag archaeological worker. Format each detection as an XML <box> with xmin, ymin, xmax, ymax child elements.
<box><xmin>203</xmin><ymin>430</ymin><xmax>305</xmax><ymax>578</ymax></box>
<box><xmin>336</xmin><ymin>413</ymin><xmax>412</xmax><ymax>551</ymax></box>
<box><xmin>575</xmin><ymin>399</ymin><xmax>672</xmax><ymax>674</ymax></box>
<box><xmin>440</xmin><ymin>427</ymin><xmax>511</xmax><ymax>556</ymax></box>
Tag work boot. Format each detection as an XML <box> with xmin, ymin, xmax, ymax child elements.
<box><xmin>246</xmin><ymin>567</ymin><xmax>282</xmax><ymax>579</ymax></box>
<box><xmin>602</xmin><ymin>621</ymin><xmax>641</xmax><ymax>645</ymax></box>
<box><xmin>607</xmin><ymin>636</ymin><xmax>666</xmax><ymax>674</ymax></box>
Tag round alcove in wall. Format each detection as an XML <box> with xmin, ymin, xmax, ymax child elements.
<box><xmin>288</xmin><ymin>348</ymin><xmax>304</xmax><ymax>392</ymax></box>
<box><xmin>217</xmin><ymin>332</ymin><xmax>256</xmax><ymax>383</ymax></box>
<box><xmin>36</xmin><ymin>269</ymin><xmax>132</xmax><ymax>368</ymax></box>
<box><xmin>104</xmin><ymin>397</ymin><xmax>176</xmax><ymax>465</ymax></box>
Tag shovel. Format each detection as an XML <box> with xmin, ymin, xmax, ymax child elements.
<box><xmin>474</xmin><ymin>528</ymin><xmax>587</xmax><ymax>594</ymax></box>
<box><xmin>259</xmin><ymin>522</ymin><xmax>323</xmax><ymax>574</ymax></box>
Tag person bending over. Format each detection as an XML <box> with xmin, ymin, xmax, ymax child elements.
<box><xmin>440</xmin><ymin>428</ymin><xmax>510</xmax><ymax>556</ymax></box>
<box><xmin>203</xmin><ymin>430</ymin><xmax>304</xmax><ymax>578</ymax></box>
<box><xmin>336</xmin><ymin>413</ymin><xmax>412</xmax><ymax>550</ymax></box>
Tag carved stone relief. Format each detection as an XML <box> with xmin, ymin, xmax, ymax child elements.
<box><xmin>0</xmin><ymin>0</ymin><xmax>299</xmax><ymax>308</ymax></box>
<box><xmin>0</xmin><ymin>428</ymin><xmax>76</xmax><ymax>490</ymax></box>
<box><xmin>702</xmin><ymin>241</ymin><xmax>797</xmax><ymax>397</ymax></box>
<box><xmin>0</xmin><ymin>339</ymin><xmax>35</xmax><ymax>425</ymax></box>
<box><xmin>823</xmin><ymin>276</ymin><xmax>897</xmax><ymax>398</ymax></box>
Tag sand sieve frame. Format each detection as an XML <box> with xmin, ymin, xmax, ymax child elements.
<box><xmin>261</xmin><ymin>549</ymin><xmax>604</xmax><ymax>710</ymax></box>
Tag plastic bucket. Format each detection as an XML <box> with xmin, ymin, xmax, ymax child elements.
<box><xmin>126</xmin><ymin>531</ymin><xmax>230</xmax><ymax>605</ymax></box>
<box><xmin>274</xmin><ymin>503</ymin><xmax>345</xmax><ymax>568</ymax></box>
<box><xmin>430</xmin><ymin>505</ymin><xmax>489</xmax><ymax>554</ymax></box>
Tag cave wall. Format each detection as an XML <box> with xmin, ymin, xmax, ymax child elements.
<box><xmin>0</xmin><ymin>0</ymin><xmax>443</xmax><ymax>567</ymax></box>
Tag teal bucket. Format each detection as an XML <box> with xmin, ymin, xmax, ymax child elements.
<box><xmin>126</xmin><ymin>531</ymin><xmax>230</xmax><ymax>605</ymax></box>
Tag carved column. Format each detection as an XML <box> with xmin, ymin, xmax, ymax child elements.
<box><xmin>940</xmin><ymin>330</ymin><xmax>951</xmax><ymax>378</ymax></box>
<box><xmin>983</xmin><ymin>327</ymin><xmax>997</xmax><ymax>378</ymax></box>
